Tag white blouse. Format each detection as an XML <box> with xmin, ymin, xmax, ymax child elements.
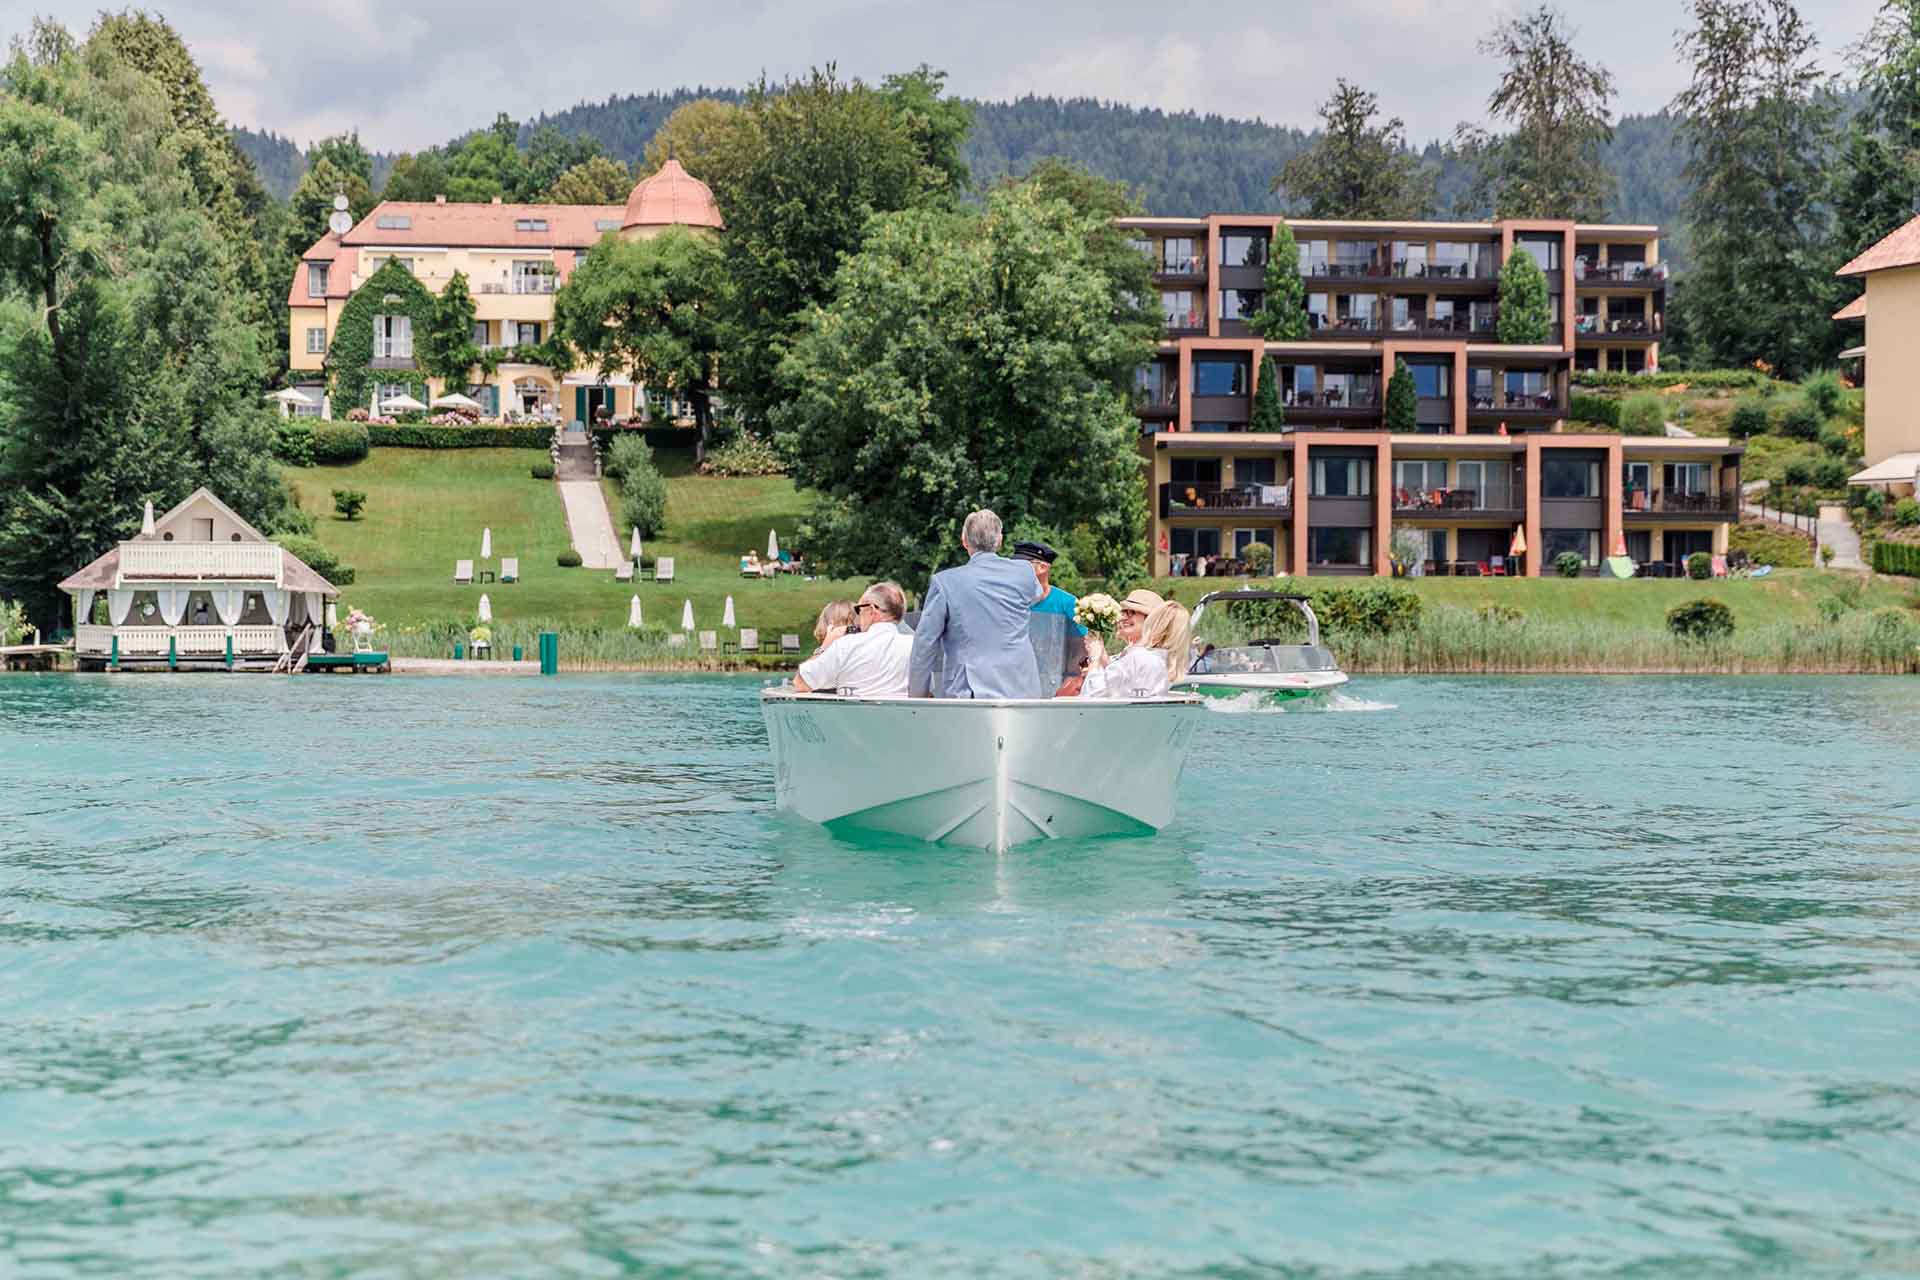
<box><xmin>1079</xmin><ymin>644</ymin><xmax>1171</xmax><ymax>699</ymax></box>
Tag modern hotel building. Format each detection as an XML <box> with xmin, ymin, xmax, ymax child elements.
<box><xmin>1124</xmin><ymin>215</ymin><xmax>1743</xmax><ymax>577</ymax></box>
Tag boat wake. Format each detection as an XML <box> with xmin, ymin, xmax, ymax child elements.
<box><xmin>1202</xmin><ymin>689</ymin><xmax>1397</xmax><ymax>714</ymax></box>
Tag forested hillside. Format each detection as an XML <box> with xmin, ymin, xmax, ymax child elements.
<box><xmin>234</xmin><ymin>91</ymin><xmax>1692</xmax><ymax>236</ymax></box>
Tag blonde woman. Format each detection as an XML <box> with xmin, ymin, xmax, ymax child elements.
<box><xmin>1079</xmin><ymin>591</ymin><xmax>1190</xmax><ymax>699</ymax></box>
<box><xmin>811</xmin><ymin>600</ymin><xmax>857</xmax><ymax>651</ymax></box>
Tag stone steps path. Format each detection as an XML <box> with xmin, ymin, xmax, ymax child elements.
<box><xmin>557</xmin><ymin>477</ymin><xmax>623</xmax><ymax>570</ymax></box>
<box><xmin>1818</xmin><ymin>504</ymin><xmax>1865</xmax><ymax>571</ymax></box>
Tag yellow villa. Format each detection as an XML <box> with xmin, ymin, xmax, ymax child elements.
<box><xmin>286</xmin><ymin>160</ymin><xmax>723</xmax><ymax>423</ymax></box>
<box><xmin>1837</xmin><ymin>213</ymin><xmax>1920</xmax><ymax>495</ymax></box>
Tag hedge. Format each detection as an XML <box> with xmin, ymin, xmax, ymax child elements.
<box><xmin>590</xmin><ymin>424</ymin><xmax>702</xmax><ymax>453</ymax></box>
<box><xmin>366</xmin><ymin>425</ymin><xmax>551</xmax><ymax>449</ymax></box>
<box><xmin>311</xmin><ymin>422</ymin><xmax>370</xmax><ymax>463</ymax></box>
<box><xmin>1568</xmin><ymin>393</ymin><xmax>1619</xmax><ymax>426</ymax></box>
<box><xmin>1572</xmin><ymin>369</ymin><xmax>1772</xmax><ymax>390</ymax></box>
<box><xmin>1872</xmin><ymin>540</ymin><xmax>1920</xmax><ymax>576</ymax></box>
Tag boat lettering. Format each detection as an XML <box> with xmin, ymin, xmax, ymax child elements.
<box><xmin>788</xmin><ymin>710</ymin><xmax>827</xmax><ymax>745</ymax></box>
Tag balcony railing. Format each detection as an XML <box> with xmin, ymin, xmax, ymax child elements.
<box><xmin>511</xmin><ymin>276</ymin><xmax>557</xmax><ymax>295</ymax></box>
<box><xmin>1285</xmin><ymin>387</ymin><xmax>1379</xmax><ymax>410</ymax></box>
<box><xmin>1575</xmin><ymin>262</ymin><xmax>1666</xmax><ymax>285</ymax></box>
<box><xmin>75</xmin><ymin>624</ymin><xmax>287</xmax><ymax>657</ymax></box>
<box><xmin>1133</xmin><ymin>384</ymin><xmax>1179</xmax><ymax>413</ymax></box>
<box><xmin>1394</xmin><ymin>485</ymin><xmax>1520</xmax><ymax>513</ymax></box>
<box><xmin>1392</xmin><ymin>259</ymin><xmax>1497</xmax><ymax>280</ymax></box>
<box><xmin>1467</xmin><ymin>392</ymin><xmax>1563</xmax><ymax>413</ymax></box>
<box><xmin>1161</xmin><ymin>482</ymin><xmax>1293</xmax><ymax>517</ymax></box>
<box><xmin>1156</xmin><ymin>254</ymin><xmax>1207</xmax><ymax>277</ymax></box>
<box><xmin>1626</xmin><ymin>490</ymin><xmax>1737</xmax><ymax>515</ymax></box>
<box><xmin>118</xmin><ymin>542</ymin><xmax>282</xmax><ymax>581</ymax></box>
<box><xmin>1162</xmin><ymin>309</ymin><xmax>1206</xmax><ymax>332</ymax></box>
<box><xmin>1576</xmin><ymin>315</ymin><xmax>1660</xmax><ymax>336</ymax></box>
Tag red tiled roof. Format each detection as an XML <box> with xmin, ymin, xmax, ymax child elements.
<box><xmin>343</xmin><ymin>201</ymin><xmax>624</xmax><ymax>249</ymax></box>
<box><xmin>1837</xmin><ymin>213</ymin><xmax>1920</xmax><ymax>276</ymax></box>
<box><xmin>286</xmin><ymin>233</ymin><xmax>357</xmax><ymax>308</ymax></box>
<box><xmin>1832</xmin><ymin>294</ymin><xmax>1867</xmax><ymax>321</ymax></box>
<box><xmin>622</xmin><ymin>159</ymin><xmax>724</xmax><ymax>231</ymax></box>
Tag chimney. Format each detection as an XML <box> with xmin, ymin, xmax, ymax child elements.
<box><xmin>491</xmin><ymin>195</ymin><xmax>502</xmax><ymax>205</ymax></box>
<box><xmin>435</xmin><ymin>194</ymin><xmax>446</xmax><ymax>205</ymax></box>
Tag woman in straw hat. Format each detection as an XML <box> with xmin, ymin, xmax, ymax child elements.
<box><xmin>1078</xmin><ymin>591</ymin><xmax>1191</xmax><ymax>699</ymax></box>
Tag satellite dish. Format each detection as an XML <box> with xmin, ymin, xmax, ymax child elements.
<box><xmin>328</xmin><ymin>209</ymin><xmax>352</xmax><ymax>235</ymax></box>
<box><xmin>332</xmin><ymin>194</ymin><xmax>349</xmax><ymax>212</ymax></box>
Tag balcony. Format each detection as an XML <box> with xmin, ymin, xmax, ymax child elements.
<box><xmin>1575</xmin><ymin>262</ymin><xmax>1667</xmax><ymax>287</ymax></box>
<box><xmin>1154</xmin><ymin>253</ymin><xmax>1207</xmax><ymax>281</ymax></box>
<box><xmin>1161</xmin><ymin>482</ymin><xmax>1293</xmax><ymax>519</ymax></box>
<box><xmin>1625</xmin><ymin>490</ymin><xmax>1738</xmax><ymax>520</ymax></box>
<box><xmin>1162</xmin><ymin>308</ymin><xmax>1206</xmax><ymax>335</ymax></box>
<box><xmin>1303</xmin><ymin>260</ymin><xmax>1390</xmax><ymax>281</ymax></box>
<box><xmin>1133</xmin><ymin>383</ymin><xmax>1179</xmax><ymax>418</ymax></box>
<box><xmin>1576</xmin><ymin>315</ymin><xmax>1660</xmax><ymax>338</ymax></box>
<box><xmin>1407</xmin><ymin>312</ymin><xmax>1501</xmax><ymax>339</ymax></box>
<box><xmin>117</xmin><ymin>541</ymin><xmax>283</xmax><ymax>581</ymax></box>
<box><xmin>1392</xmin><ymin>485</ymin><xmax>1523</xmax><ymax>518</ymax></box>
<box><xmin>511</xmin><ymin>276</ymin><xmax>557</xmax><ymax>295</ymax></box>
<box><xmin>1308</xmin><ymin>314</ymin><xmax>1385</xmax><ymax>338</ymax></box>
<box><xmin>1467</xmin><ymin>391</ymin><xmax>1564</xmax><ymax>422</ymax></box>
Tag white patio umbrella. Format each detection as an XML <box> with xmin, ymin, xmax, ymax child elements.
<box><xmin>380</xmin><ymin>394</ymin><xmax>428</xmax><ymax>413</ymax></box>
<box><xmin>767</xmin><ymin>528</ymin><xmax>779</xmax><ymax>560</ymax></box>
<box><xmin>627</xmin><ymin>595</ymin><xmax>643</xmax><ymax>628</ymax></box>
<box><xmin>477</xmin><ymin>593</ymin><xmax>492</xmax><ymax>623</ymax></box>
<box><xmin>263</xmin><ymin>387</ymin><xmax>314</xmax><ymax>419</ymax></box>
<box><xmin>325</xmin><ymin>602</ymin><xmax>338</xmax><ymax>627</ymax></box>
<box><xmin>480</xmin><ymin>527</ymin><xmax>492</xmax><ymax>560</ymax></box>
<box><xmin>723</xmin><ymin>596</ymin><xmax>736</xmax><ymax>628</ymax></box>
<box><xmin>431</xmin><ymin>392</ymin><xmax>482</xmax><ymax>410</ymax></box>
<box><xmin>141</xmin><ymin>500</ymin><xmax>155</xmax><ymax>537</ymax></box>
<box><xmin>681</xmin><ymin>599</ymin><xmax>694</xmax><ymax>632</ymax></box>
<box><xmin>629</xmin><ymin>526</ymin><xmax>643</xmax><ymax>561</ymax></box>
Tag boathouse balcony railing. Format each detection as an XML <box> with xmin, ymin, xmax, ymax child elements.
<box><xmin>75</xmin><ymin>624</ymin><xmax>288</xmax><ymax>656</ymax></box>
<box><xmin>118</xmin><ymin>542</ymin><xmax>282</xmax><ymax>581</ymax></box>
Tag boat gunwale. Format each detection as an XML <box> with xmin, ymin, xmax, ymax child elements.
<box><xmin>761</xmin><ymin>691</ymin><xmax>1203</xmax><ymax>709</ymax></box>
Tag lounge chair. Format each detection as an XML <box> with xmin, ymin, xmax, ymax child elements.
<box><xmin>780</xmin><ymin>633</ymin><xmax>801</xmax><ymax>656</ymax></box>
<box><xmin>667</xmin><ymin>633</ymin><xmax>686</xmax><ymax>648</ymax></box>
<box><xmin>499</xmin><ymin>557</ymin><xmax>518</xmax><ymax>583</ymax></box>
<box><xmin>699</xmin><ymin>630</ymin><xmax>718</xmax><ymax>654</ymax></box>
<box><xmin>614</xmin><ymin>562</ymin><xmax>633</xmax><ymax>582</ymax></box>
<box><xmin>654</xmin><ymin>557</ymin><xmax>675</xmax><ymax>584</ymax></box>
<box><xmin>454</xmin><ymin>559</ymin><xmax>473</xmax><ymax>585</ymax></box>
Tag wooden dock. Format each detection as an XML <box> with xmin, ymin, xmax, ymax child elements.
<box><xmin>301</xmin><ymin>651</ymin><xmax>392</xmax><ymax>674</ymax></box>
<box><xmin>1</xmin><ymin>644</ymin><xmax>66</xmax><ymax>672</ymax></box>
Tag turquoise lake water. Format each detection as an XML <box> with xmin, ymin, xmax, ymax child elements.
<box><xmin>2</xmin><ymin>673</ymin><xmax>1917</xmax><ymax>1277</ymax></box>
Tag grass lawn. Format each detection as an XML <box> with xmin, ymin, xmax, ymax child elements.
<box><xmin>288</xmin><ymin>447</ymin><xmax>866</xmax><ymax>650</ymax></box>
<box><xmin>1146</xmin><ymin>568</ymin><xmax>1917</xmax><ymax>628</ymax></box>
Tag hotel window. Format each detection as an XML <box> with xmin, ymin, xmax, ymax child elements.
<box><xmin>1219</xmin><ymin>231</ymin><xmax>1267</xmax><ymax>267</ymax></box>
<box><xmin>514</xmin><ymin>217</ymin><xmax>550</xmax><ymax>232</ymax></box>
<box><xmin>371</xmin><ymin>313</ymin><xmax>412</xmax><ymax>360</ymax></box>
<box><xmin>1192</xmin><ymin>358</ymin><xmax>1248</xmax><ymax>397</ymax></box>
<box><xmin>1160</xmin><ymin>290</ymin><xmax>1200</xmax><ymax>329</ymax></box>
<box><xmin>1296</xmin><ymin>239</ymin><xmax>1329</xmax><ymax>273</ymax></box>
<box><xmin>1665</xmin><ymin>462</ymin><xmax>1712</xmax><ymax>496</ymax></box>
<box><xmin>1505</xmin><ymin>369</ymin><xmax>1549</xmax><ymax>404</ymax></box>
<box><xmin>1389</xmin><ymin>295</ymin><xmax>1424</xmax><ymax>331</ymax></box>
<box><xmin>1126</xmin><ymin>236</ymin><xmax>1153</xmax><ymax>260</ymax></box>
<box><xmin>1395</xmin><ymin>459</ymin><xmax>1445</xmax><ymax>494</ymax></box>
<box><xmin>1408</xmin><ymin>362</ymin><xmax>1450</xmax><ymax>398</ymax></box>
<box><xmin>1311</xmin><ymin>456</ymin><xmax>1373</xmax><ymax>498</ymax></box>
<box><xmin>1392</xmin><ymin>241</ymin><xmax>1428</xmax><ymax>277</ymax></box>
<box><xmin>375</xmin><ymin>214</ymin><xmax>412</xmax><ymax>230</ymax></box>
<box><xmin>1622</xmin><ymin>349</ymin><xmax>1648</xmax><ymax>374</ymax></box>
<box><xmin>1456</xmin><ymin>459</ymin><xmax>1513</xmax><ymax>508</ymax></box>
<box><xmin>305</xmin><ymin>327</ymin><xmax>326</xmax><ymax>355</ymax></box>
<box><xmin>516</xmin><ymin>321</ymin><xmax>542</xmax><ymax>345</ymax></box>
<box><xmin>1133</xmin><ymin>363</ymin><xmax>1174</xmax><ymax>406</ymax></box>
<box><xmin>1332</xmin><ymin>240</ymin><xmax>1381</xmax><ymax>274</ymax></box>
<box><xmin>375</xmin><ymin>382</ymin><xmax>414</xmax><ymax>410</ymax></box>
<box><xmin>471</xmin><ymin>320</ymin><xmax>490</xmax><ymax>347</ymax></box>
<box><xmin>1517</xmin><ymin>235</ymin><xmax>1561</xmax><ymax>272</ymax></box>
<box><xmin>1237</xmin><ymin>457</ymin><xmax>1278</xmax><ymax>486</ymax></box>
<box><xmin>1162</xmin><ymin>238</ymin><xmax>1199</xmax><ymax>272</ymax></box>
<box><xmin>307</xmin><ymin>263</ymin><xmax>329</xmax><ymax>297</ymax></box>
<box><xmin>292</xmin><ymin>385</ymin><xmax>324</xmax><ymax>418</ymax></box>
<box><xmin>513</xmin><ymin>260</ymin><xmax>553</xmax><ymax>294</ymax></box>
<box><xmin>1335</xmin><ymin>293</ymin><xmax>1379</xmax><ymax>327</ymax></box>
<box><xmin>1431</xmin><ymin>242</ymin><xmax>1490</xmax><ymax>278</ymax></box>
<box><xmin>1308</xmin><ymin>527</ymin><xmax>1371</xmax><ymax>565</ymax></box>
<box><xmin>1424</xmin><ymin>528</ymin><xmax>1449</xmax><ymax>566</ymax></box>
<box><xmin>1305</xmin><ymin>292</ymin><xmax>1330</xmax><ymax>329</ymax></box>
<box><xmin>1170</xmin><ymin>458</ymin><xmax>1222</xmax><ymax>486</ymax></box>
<box><xmin>1191</xmin><ymin>421</ymin><xmax>1234</xmax><ymax>433</ymax></box>
<box><xmin>1542</xmin><ymin>528</ymin><xmax>1599</xmax><ymax>566</ymax></box>
<box><xmin>1541</xmin><ymin>456</ymin><xmax>1601</xmax><ymax>498</ymax></box>
<box><xmin>1220</xmin><ymin>289</ymin><xmax>1263</xmax><ymax>321</ymax></box>
<box><xmin>1169</xmin><ymin>527</ymin><xmax>1221</xmax><ymax>558</ymax></box>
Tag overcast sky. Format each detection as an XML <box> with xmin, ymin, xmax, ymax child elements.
<box><xmin>0</xmin><ymin>0</ymin><xmax>1888</xmax><ymax>152</ymax></box>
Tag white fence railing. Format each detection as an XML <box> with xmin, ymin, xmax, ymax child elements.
<box><xmin>74</xmin><ymin>624</ymin><xmax>287</xmax><ymax>658</ymax></box>
<box><xmin>75</xmin><ymin>625</ymin><xmax>113</xmax><ymax>654</ymax></box>
<box><xmin>233</xmin><ymin>627</ymin><xmax>285</xmax><ymax>653</ymax></box>
<box><xmin>118</xmin><ymin>542</ymin><xmax>281</xmax><ymax>582</ymax></box>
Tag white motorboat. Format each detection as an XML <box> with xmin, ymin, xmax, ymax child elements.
<box><xmin>761</xmin><ymin>692</ymin><xmax>1206</xmax><ymax>852</ymax></box>
<box><xmin>1174</xmin><ymin>590</ymin><xmax>1350</xmax><ymax>704</ymax></box>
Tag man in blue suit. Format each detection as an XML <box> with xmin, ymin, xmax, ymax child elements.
<box><xmin>909</xmin><ymin>509</ymin><xmax>1044</xmax><ymax>699</ymax></box>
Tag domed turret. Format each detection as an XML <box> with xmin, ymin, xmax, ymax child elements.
<box><xmin>620</xmin><ymin>158</ymin><xmax>724</xmax><ymax>238</ymax></box>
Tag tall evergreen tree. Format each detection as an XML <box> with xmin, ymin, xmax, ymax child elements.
<box><xmin>1384</xmin><ymin>359</ymin><xmax>1418</xmax><ymax>433</ymax></box>
<box><xmin>1454</xmin><ymin>5</ymin><xmax>1618</xmax><ymax>220</ymax></box>
<box><xmin>1833</xmin><ymin>1</ymin><xmax>1920</xmax><ymax>266</ymax></box>
<box><xmin>1273</xmin><ymin>81</ymin><xmax>1435</xmax><ymax>219</ymax></box>
<box><xmin>1497</xmin><ymin>250</ymin><xmax>1553</xmax><ymax>344</ymax></box>
<box><xmin>1672</xmin><ymin>0</ymin><xmax>1837</xmax><ymax>376</ymax></box>
<box><xmin>420</xmin><ymin>270</ymin><xmax>480</xmax><ymax>386</ymax></box>
<box><xmin>1248</xmin><ymin>222</ymin><xmax>1308</xmax><ymax>340</ymax></box>
<box><xmin>1250</xmin><ymin>358</ymin><xmax>1286</xmax><ymax>433</ymax></box>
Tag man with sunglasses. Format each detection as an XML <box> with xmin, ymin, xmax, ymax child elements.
<box><xmin>792</xmin><ymin>581</ymin><xmax>913</xmax><ymax>697</ymax></box>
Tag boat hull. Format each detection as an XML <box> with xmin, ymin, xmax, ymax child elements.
<box><xmin>1174</xmin><ymin>670</ymin><xmax>1350</xmax><ymax>703</ymax></box>
<box><xmin>762</xmin><ymin>693</ymin><xmax>1206</xmax><ymax>852</ymax></box>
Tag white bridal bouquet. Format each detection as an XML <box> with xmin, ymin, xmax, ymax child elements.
<box><xmin>1074</xmin><ymin>592</ymin><xmax>1122</xmax><ymax>645</ymax></box>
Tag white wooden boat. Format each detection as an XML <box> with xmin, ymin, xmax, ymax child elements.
<box><xmin>1174</xmin><ymin>590</ymin><xmax>1350</xmax><ymax>704</ymax></box>
<box><xmin>761</xmin><ymin>692</ymin><xmax>1206</xmax><ymax>852</ymax></box>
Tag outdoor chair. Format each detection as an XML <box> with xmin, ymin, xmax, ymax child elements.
<box><xmin>654</xmin><ymin>557</ymin><xmax>675</xmax><ymax>584</ymax></box>
<box><xmin>500</xmin><ymin>558</ymin><xmax>518</xmax><ymax>583</ymax></box>
<box><xmin>453</xmin><ymin>560</ymin><xmax>473</xmax><ymax>585</ymax></box>
<box><xmin>1489</xmin><ymin>556</ymin><xmax>1506</xmax><ymax>577</ymax></box>
<box><xmin>614</xmin><ymin>562</ymin><xmax>633</xmax><ymax>582</ymax></box>
<box><xmin>699</xmin><ymin>631</ymin><xmax>719</xmax><ymax>655</ymax></box>
<box><xmin>780</xmin><ymin>633</ymin><xmax>801</xmax><ymax>656</ymax></box>
<box><xmin>667</xmin><ymin>633</ymin><xmax>686</xmax><ymax>648</ymax></box>
<box><xmin>1477</xmin><ymin>561</ymin><xmax>1493</xmax><ymax>577</ymax></box>
<box><xmin>732</xmin><ymin>628</ymin><xmax>758</xmax><ymax>656</ymax></box>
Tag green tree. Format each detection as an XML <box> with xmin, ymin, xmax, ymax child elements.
<box><xmin>1831</xmin><ymin>1</ymin><xmax>1920</xmax><ymax>304</ymax></box>
<box><xmin>1007</xmin><ymin>158</ymin><xmax>1158</xmax><ymax>348</ymax></box>
<box><xmin>1454</xmin><ymin>5</ymin><xmax>1617</xmax><ymax>220</ymax></box>
<box><xmin>420</xmin><ymin>270</ymin><xmax>480</xmax><ymax>386</ymax></box>
<box><xmin>442</xmin><ymin>117</ymin><xmax>527</xmax><ymax>203</ymax></box>
<box><xmin>1273</xmin><ymin>80</ymin><xmax>1436</xmax><ymax>218</ymax></box>
<box><xmin>308</xmin><ymin>131</ymin><xmax>374</xmax><ymax>185</ymax></box>
<box><xmin>1384</xmin><ymin>358</ymin><xmax>1418</xmax><ymax>432</ymax></box>
<box><xmin>382</xmin><ymin>150</ymin><xmax>451</xmax><ymax>202</ymax></box>
<box><xmin>771</xmin><ymin>184</ymin><xmax>1153</xmax><ymax>590</ymax></box>
<box><xmin>1247</xmin><ymin>221</ymin><xmax>1308</xmax><ymax>339</ymax></box>
<box><xmin>880</xmin><ymin>64</ymin><xmax>973</xmax><ymax>202</ymax></box>
<box><xmin>1497</xmin><ymin>248</ymin><xmax>1552</xmax><ymax>343</ymax></box>
<box><xmin>639</xmin><ymin>98</ymin><xmax>745</xmax><ymax>181</ymax></box>
<box><xmin>547</xmin><ymin>155</ymin><xmax>633</xmax><ymax>203</ymax></box>
<box><xmin>1672</xmin><ymin>0</ymin><xmax>1837</xmax><ymax>376</ymax></box>
<box><xmin>1250</xmin><ymin>358</ymin><xmax>1286</xmax><ymax>433</ymax></box>
<box><xmin>551</xmin><ymin>229</ymin><xmax>728</xmax><ymax>455</ymax></box>
<box><xmin>519</xmin><ymin>125</ymin><xmax>601</xmax><ymax>201</ymax></box>
<box><xmin>284</xmin><ymin>156</ymin><xmax>374</xmax><ymax>258</ymax></box>
<box><xmin>707</xmin><ymin>66</ymin><xmax>957</xmax><ymax>429</ymax></box>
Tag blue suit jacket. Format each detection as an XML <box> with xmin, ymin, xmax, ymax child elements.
<box><xmin>909</xmin><ymin>552</ymin><xmax>1043</xmax><ymax>699</ymax></box>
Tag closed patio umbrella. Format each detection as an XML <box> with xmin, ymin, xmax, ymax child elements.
<box><xmin>628</xmin><ymin>595</ymin><xmax>643</xmax><ymax>628</ymax></box>
<box><xmin>681</xmin><ymin>600</ymin><xmax>694</xmax><ymax>632</ymax></box>
<box><xmin>1508</xmin><ymin>526</ymin><xmax>1527</xmax><ymax>557</ymax></box>
<box><xmin>481</xmin><ymin>527</ymin><xmax>492</xmax><ymax>560</ymax></box>
<box><xmin>141</xmin><ymin>500</ymin><xmax>155</xmax><ymax>537</ymax></box>
<box><xmin>630</xmin><ymin>527</ymin><xmax>642</xmax><ymax>561</ymax></box>
<box><xmin>325</xmin><ymin>602</ymin><xmax>338</xmax><ymax>628</ymax></box>
<box><xmin>723</xmin><ymin>596</ymin><xmax>735</xmax><ymax>628</ymax></box>
<box><xmin>767</xmin><ymin>528</ymin><xmax>779</xmax><ymax>560</ymax></box>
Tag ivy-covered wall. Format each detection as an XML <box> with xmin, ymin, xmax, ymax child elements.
<box><xmin>326</xmin><ymin>258</ymin><xmax>441</xmax><ymax>412</ymax></box>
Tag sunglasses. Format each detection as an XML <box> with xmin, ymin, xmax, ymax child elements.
<box><xmin>855</xmin><ymin>602</ymin><xmax>883</xmax><ymax>614</ymax></box>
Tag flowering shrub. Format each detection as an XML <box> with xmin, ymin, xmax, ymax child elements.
<box><xmin>700</xmin><ymin>433</ymin><xmax>787</xmax><ymax>476</ymax></box>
